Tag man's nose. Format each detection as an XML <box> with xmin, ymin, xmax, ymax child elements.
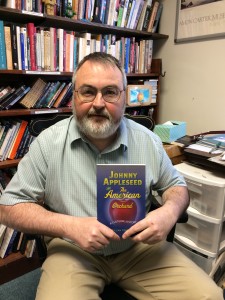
<box><xmin>92</xmin><ymin>91</ymin><xmax>105</xmax><ymax>107</ymax></box>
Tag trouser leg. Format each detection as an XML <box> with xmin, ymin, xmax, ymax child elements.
<box><xmin>35</xmin><ymin>238</ymin><xmax>111</xmax><ymax>300</ymax></box>
<box><xmin>109</xmin><ymin>242</ymin><xmax>223</xmax><ymax>300</ymax></box>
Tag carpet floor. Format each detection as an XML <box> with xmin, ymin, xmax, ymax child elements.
<box><xmin>0</xmin><ymin>268</ymin><xmax>41</xmax><ymax>300</ymax></box>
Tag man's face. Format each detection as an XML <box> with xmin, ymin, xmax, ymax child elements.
<box><xmin>73</xmin><ymin>61</ymin><xmax>126</xmax><ymax>139</ymax></box>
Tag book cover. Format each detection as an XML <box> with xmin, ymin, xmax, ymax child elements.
<box><xmin>97</xmin><ymin>164</ymin><xmax>146</xmax><ymax>237</ymax></box>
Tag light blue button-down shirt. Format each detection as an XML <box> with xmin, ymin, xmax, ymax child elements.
<box><xmin>0</xmin><ymin>116</ymin><xmax>186</xmax><ymax>255</ymax></box>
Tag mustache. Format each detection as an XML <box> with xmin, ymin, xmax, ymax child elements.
<box><xmin>87</xmin><ymin>108</ymin><xmax>111</xmax><ymax>119</ymax></box>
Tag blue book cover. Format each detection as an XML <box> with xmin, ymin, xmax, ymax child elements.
<box><xmin>0</xmin><ymin>20</ymin><xmax>7</xmax><ymax>69</ymax></box>
<box><xmin>97</xmin><ymin>164</ymin><xmax>146</xmax><ymax>237</ymax></box>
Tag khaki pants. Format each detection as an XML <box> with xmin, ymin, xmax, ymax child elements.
<box><xmin>36</xmin><ymin>238</ymin><xmax>223</xmax><ymax>300</ymax></box>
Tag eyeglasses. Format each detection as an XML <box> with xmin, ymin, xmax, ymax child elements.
<box><xmin>75</xmin><ymin>86</ymin><xmax>124</xmax><ymax>103</ymax></box>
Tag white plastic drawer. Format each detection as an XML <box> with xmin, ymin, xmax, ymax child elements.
<box><xmin>175</xmin><ymin>209</ymin><xmax>225</xmax><ymax>254</ymax></box>
<box><xmin>186</xmin><ymin>178</ymin><xmax>225</xmax><ymax>219</ymax></box>
<box><xmin>174</xmin><ymin>240</ymin><xmax>214</xmax><ymax>274</ymax></box>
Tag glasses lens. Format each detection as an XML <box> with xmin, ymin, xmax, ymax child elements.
<box><xmin>78</xmin><ymin>87</ymin><xmax>96</xmax><ymax>102</ymax></box>
<box><xmin>102</xmin><ymin>87</ymin><xmax>120</xmax><ymax>102</ymax></box>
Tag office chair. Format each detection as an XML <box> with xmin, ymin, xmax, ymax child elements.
<box><xmin>26</xmin><ymin>113</ymin><xmax>188</xmax><ymax>300</ymax></box>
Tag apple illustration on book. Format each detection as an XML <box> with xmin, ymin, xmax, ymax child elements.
<box><xmin>109</xmin><ymin>199</ymin><xmax>137</xmax><ymax>223</ymax></box>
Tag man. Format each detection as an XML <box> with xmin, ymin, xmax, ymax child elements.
<box><xmin>0</xmin><ymin>52</ymin><xmax>222</xmax><ymax>299</ymax></box>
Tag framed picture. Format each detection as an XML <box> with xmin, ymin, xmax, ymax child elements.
<box><xmin>175</xmin><ymin>0</ymin><xmax>225</xmax><ymax>43</ymax></box>
<box><xmin>126</xmin><ymin>85</ymin><xmax>152</xmax><ymax>107</ymax></box>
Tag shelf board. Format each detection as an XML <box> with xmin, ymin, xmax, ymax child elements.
<box><xmin>0</xmin><ymin>251</ymin><xmax>41</xmax><ymax>284</ymax></box>
<box><xmin>0</xmin><ymin>159</ymin><xmax>21</xmax><ymax>169</ymax></box>
<box><xmin>0</xmin><ymin>107</ymin><xmax>72</xmax><ymax>117</ymax></box>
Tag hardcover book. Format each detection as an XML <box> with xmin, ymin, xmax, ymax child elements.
<box><xmin>97</xmin><ymin>164</ymin><xmax>146</xmax><ymax>237</ymax></box>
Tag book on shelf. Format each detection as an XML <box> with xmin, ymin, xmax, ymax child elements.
<box><xmin>147</xmin><ymin>0</ymin><xmax>159</xmax><ymax>32</ymax></box>
<box><xmin>27</xmin><ymin>22</ymin><xmax>36</xmax><ymax>71</ymax></box>
<box><xmin>20</xmin><ymin>78</ymin><xmax>47</xmax><ymax>109</ymax></box>
<box><xmin>152</xmin><ymin>2</ymin><xmax>163</xmax><ymax>33</ymax></box>
<box><xmin>43</xmin><ymin>28</ymin><xmax>51</xmax><ymax>71</ymax></box>
<box><xmin>10</xmin><ymin>23</ymin><xmax>19</xmax><ymax>70</ymax></box>
<box><xmin>125</xmin><ymin>0</ymin><xmax>136</xmax><ymax>29</ymax></box>
<box><xmin>0</xmin><ymin>20</ymin><xmax>7</xmax><ymax>69</ymax></box>
<box><xmin>50</xmin><ymin>27</ymin><xmax>57</xmax><ymax>71</ymax></box>
<box><xmin>4</xmin><ymin>24</ymin><xmax>13</xmax><ymax>70</ymax></box>
<box><xmin>52</xmin><ymin>82</ymin><xmax>72</xmax><ymax>108</ymax></box>
<box><xmin>117</xmin><ymin>0</ymin><xmax>125</xmax><ymax>27</ymax></box>
<box><xmin>132</xmin><ymin>0</ymin><xmax>145</xmax><ymax>30</ymax></box>
<box><xmin>0</xmin><ymin>224</ymin><xmax>7</xmax><ymax>247</ymax></box>
<box><xmin>97</xmin><ymin>164</ymin><xmax>146</xmax><ymax>237</ymax></box>
<box><xmin>0</xmin><ymin>124</ymin><xmax>14</xmax><ymax>161</ymax></box>
<box><xmin>142</xmin><ymin>0</ymin><xmax>153</xmax><ymax>31</ymax></box>
<box><xmin>39</xmin><ymin>81</ymin><xmax>62</xmax><ymax>108</ymax></box>
<box><xmin>46</xmin><ymin>81</ymin><xmax>66</xmax><ymax>108</ymax></box>
<box><xmin>136</xmin><ymin>0</ymin><xmax>149</xmax><ymax>30</ymax></box>
<box><xmin>20</xmin><ymin>26</ymin><xmax>28</xmax><ymax>70</ymax></box>
<box><xmin>0</xmin><ymin>120</ymin><xmax>11</xmax><ymax>149</ymax></box>
<box><xmin>120</xmin><ymin>0</ymin><xmax>130</xmax><ymax>28</ymax></box>
<box><xmin>1</xmin><ymin>121</ymin><xmax>21</xmax><ymax>161</ymax></box>
<box><xmin>16</xmin><ymin>24</ymin><xmax>22</xmax><ymax>70</ymax></box>
<box><xmin>0</xmin><ymin>85</ymin><xmax>30</xmax><ymax>110</ymax></box>
<box><xmin>0</xmin><ymin>227</ymin><xmax>17</xmax><ymax>258</ymax></box>
<box><xmin>0</xmin><ymin>86</ymin><xmax>14</xmax><ymax>102</ymax></box>
<box><xmin>8</xmin><ymin>120</ymin><xmax>28</xmax><ymax>160</ymax></box>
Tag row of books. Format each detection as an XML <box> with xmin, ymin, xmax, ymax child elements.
<box><xmin>0</xmin><ymin>20</ymin><xmax>154</xmax><ymax>74</ymax></box>
<box><xmin>0</xmin><ymin>118</ymin><xmax>35</xmax><ymax>161</ymax></box>
<box><xmin>0</xmin><ymin>78</ymin><xmax>73</xmax><ymax>110</ymax></box>
<box><xmin>2</xmin><ymin>0</ymin><xmax>163</xmax><ymax>33</ymax></box>
<box><xmin>0</xmin><ymin>225</ymin><xmax>36</xmax><ymax>258</ymax></box>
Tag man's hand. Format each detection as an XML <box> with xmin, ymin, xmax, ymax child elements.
<box><xmin>122</xmin><ymin>186</ymin><xmax>189</xmax><ymax>244</ymax></box>
<box><xmin>122</xmin><ymin>207</ymin><xmax>175</xmax><ymax>244</ymax></box>
<box><xmin>67</xmin><ymin>217</ymin><xmax>120</xmax><ymax>252</ymax></box>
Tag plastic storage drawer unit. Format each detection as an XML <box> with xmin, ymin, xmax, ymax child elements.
<box><xmin>175</xmin><ymin>163</ymin><xmax>225</xmax><ymax>219</ymax></box>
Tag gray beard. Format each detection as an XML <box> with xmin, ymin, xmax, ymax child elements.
<box><xmin>74</xmin><ymin>108</ymin><xmax>122</xmax><ymax>139</ymax></box>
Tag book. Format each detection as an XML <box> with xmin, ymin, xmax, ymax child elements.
<box><xmin>97</xmin><ymin>164</ymin><xmax>146</xmax><ymax>237</ymax></box>
<box><xmin>0</xmin><ymin>85</ymin><xmax>30</xmax><ymax>110</ymax></box>
<box><xmin>27</xmin><ymin>22</ymin><xmax>36</xmax><ymax>71</ymax></box>
<box><xmin>151</xmin><ymin>1</ymin><xmax>163</xmax><ymax>33</ymax></box>
<box><xmin>16</xmin><ymin>25</ymin><xmax>22</xmax><ymax>70</ymax></box>
<box><xmin>0</xmin><ymin>224</ymin><xmax>7</xmax><ymax>247</ymax></box>
<box><xmin>147</xmin><ymin>0</ymin><xmax>159</xmax><ymax>32</ymax></box>
<box><xmin>4</xmin><ymin>24</ymin><xmax>13</xmax><ymax>70</ymax></box>
<box><xmin>0</xmin><ymin>20</ymin><xmax>7</xmax><ymax>69</ymax></box>
<box><xmin>10</xmin><ymin>23</ymin><xmax>19</xmax><ymax>69</ymax></box>
<box><xmin>20</xmin><ymin>26</ymin><xmax>28</xmax><ymax>70</ymax></box>
<box><xmin>19</xmin><ymin>78</ymin><xmax>47</xmax><ymax>108</ymax></box>
<box><xmin>46</xmin><ymin>81</ymin><xmax>66</xmax><ymax>108</ymax></box>
<box><xmin>52</xmin><ymin>82</ymin><xmax>72</xmax><ymax>108</ymax></box>
<box><xmin>142</xmin><ymin>0</ymin><xmax>153</xmax><ymax>31</ymax></box>
<box><xmin>7</xmin><ymin>119</ymin><xmax>28</xmax><ymax>159</ymax></box>
<box><xmin>0</xmin><ymin>227</ymin><xmax>17</xmax><ymax>258</ymax></box>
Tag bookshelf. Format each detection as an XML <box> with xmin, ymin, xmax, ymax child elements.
<box><xmin>0</xmin><ymin>4</ymin><xmax>168</xmax><ymax>283</ymax></box>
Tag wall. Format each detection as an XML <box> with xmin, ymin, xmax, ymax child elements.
<box><xmin>154</xmin><ymin>0</ymin><xmax>225</xmax><ymax>135</ymax></box>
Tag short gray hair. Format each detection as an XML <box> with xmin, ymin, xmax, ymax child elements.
<box><xmin>72</xmin><ymin>52</ymin><xmax>127</xmax><ymax>90</ymax></box>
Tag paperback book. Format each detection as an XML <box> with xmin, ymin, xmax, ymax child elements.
<box><xmin>97</xmin><ymin>164</ymin><xmax>146</xmax><ymax>237</ymax></box>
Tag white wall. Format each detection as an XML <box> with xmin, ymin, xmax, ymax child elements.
<box><xmin>154</xmin><ymin>0</ymin><xmax>225</xmax><ymax>135</ymax></box>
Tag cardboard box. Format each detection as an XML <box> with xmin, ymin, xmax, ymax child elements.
<box><xmin>153</xmin><ymin>121</ymin><xmax>186</xmax><ymax>143</ymax></box>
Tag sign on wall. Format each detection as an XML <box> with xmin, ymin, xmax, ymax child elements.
<box><xmin>175</xmin><ymin>0</ymin><xmax>225</xmax><ymax>42</ymax></box>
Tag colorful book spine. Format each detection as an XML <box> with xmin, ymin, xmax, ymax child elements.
<box><xmin>0</xmin><ymin>20</ymin><xmax>7</xmax><ymax>69</ymax></box>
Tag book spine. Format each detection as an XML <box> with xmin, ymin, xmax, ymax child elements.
<box><xmin>0</xmin><ymin>20</ymin><xmax>7</xmax><ymax>69</ymax></box>
<box><xmin>27</xmin><ymin>22</ymin><xmax>36</xmax><ymax>71</ymax></box>
<box><xmin>10</xmin><ymin>23</ymin><xmax>19</xmax><ymax>69</ymax></box>
<box><xmin>5</xmin><ymin>86</ymin><xmax>30</xmax><ymax>110</ymax></box>
<box><xmin>16</xmin><ymin>25</ymin><xmax>22</xmax><ymax>70</ymax></box>
<box><xmin>4</xmin><ymin>25</ymin><xmax>13</xmax><ymax>70</ymax></box>
<box><xmin>142</xmin><ymin>0</ymin><xmax>153</xmax><ymax>31</ymax></box>
<box><xmin>147</xmin><ymin>0</ymin><xmax>159</xmax><ymax>32</ymax></box>
<box><xmin>8</xmin><ymin>120</ymin><xmax>28</xmax><ymax>160</ymax></box>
